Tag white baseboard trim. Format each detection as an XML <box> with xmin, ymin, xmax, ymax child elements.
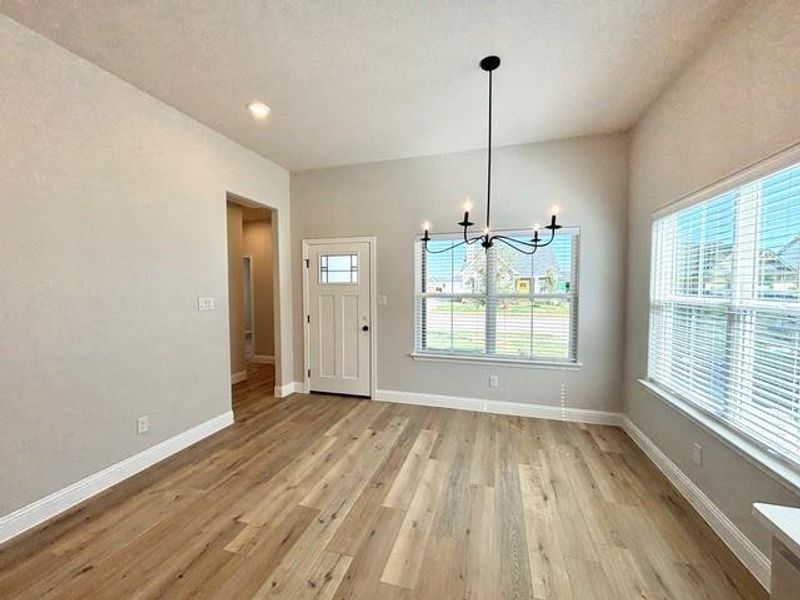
<box><xmin>274</xmin><ymin>381</ymin><xmax>303</xmax><ymax>398</ymax></box>
<box><xmin>0</xmin><ymin>411</ymin><xmax>234</xmax><ymax>546</ymax></box>
<box><xmin>251</xmin><ymin>355</ymin><xmax>275</xmax><ymax>365</ymax></box>
<box><xmin>622</xmin><ymin>416</ymin><xmax>770</xmax><ymax>591</ymax></box>
<box><xmin>231</xmin><ymin>370</ymin><xmax>248</xmax><ymax>385</ymax></box>
<box><xmin>375</xmin><ymin>389</ymin><xmax>622</xmax><ymax>426</ymax></box>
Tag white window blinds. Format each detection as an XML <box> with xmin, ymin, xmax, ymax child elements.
<box><xmin>414</xmin><ymin>229</ymin><xmax>579</xmax><ymax>363</ymax></box>
<box><xmin>649</xmin><ymin>161</ymin><xmax>800</xmax><ymax>465</ymax></box>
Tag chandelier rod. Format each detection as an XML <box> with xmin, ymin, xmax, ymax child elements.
<box><xmin>486</xmin><ymin>65</ymin><xmax>492</xmax><ymax>232</ymax></box>
<box><xmin>420</xmin><ymin>55</ymin><xmax>561</xmax><ymax>255</ymax></box>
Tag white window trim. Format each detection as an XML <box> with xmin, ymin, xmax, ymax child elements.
<box><xmin>638</xmin><ymin>378</ymin><xmax>800</xmax><ymax>496</ymax></box>
<box><xmin>410</xmin><ymin>351</ymin><xmax>583</xmax><ymax>370</ymax></box>
<box><xmin>412</xmin><ymin>227</ymin><xmax>580</xmax><ymax>365</ymax></box>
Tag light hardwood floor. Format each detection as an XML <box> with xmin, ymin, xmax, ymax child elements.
<box><xmin>0</xmin><ymin>364</ymin><xmax>765</xmax><ymax>599</ymax></box>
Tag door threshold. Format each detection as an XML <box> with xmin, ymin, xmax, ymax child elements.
<box><xmin>309</xmin><ymin>390</ymin><xmax>371</xmax><ymax>400</ymax></box>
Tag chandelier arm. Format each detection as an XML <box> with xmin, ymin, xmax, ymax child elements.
<box><xmin>491</xmin><ymin>234</ymin><xmax>538</xmax><ymax>248</ymax></box>
<box><xmin>494</xmin><ymin>238</ymin><xmax>538</xmax><ymax>255</ymax></box>
<box><xmin>464</xmin><ymin>226</ymin><xmax>480</xmax><ymax>245</ymax></box>
<box><xmin>534</xmin><ymin>228</ymin><xmax>558</xmax><ymax>248</ymax></box>
<box><xmin>424</xmin><ymin>239</ymin><xmax>466</xmax><ymax>254</ymax></box>
<box><xmin>492</xmin><ymin>229</ymin><xmax>557</xmax><ymax>250</ymax></box>
<box><xmin>464</xmin><ymin>228</ymin><xmax>482</xmax><ymax>245</ymax></box>
<box><xmin>492</xmin><ymin>236</ymin><xmax>539</xmax><ymax>255</ymax></box>
<box><xmin>423</xmin><ymin>234</ymin><xmax>483</xmax><ymax>254</ymax></box>
<box><xmin>466</xmin><ymin>234</ymin><xmax>485</xmax><ymax>245</ymax></box>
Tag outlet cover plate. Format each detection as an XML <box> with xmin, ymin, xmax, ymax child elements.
<box><xmin>137</xmin><ymin>415</ymin><xmax>150</xmax><ymax>435</ymax></box>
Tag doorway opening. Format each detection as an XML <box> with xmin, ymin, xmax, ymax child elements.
<box><xmin>226</xmin><ymin>198</ymin><xmax>278</xmax><ymax>391</ymax></box>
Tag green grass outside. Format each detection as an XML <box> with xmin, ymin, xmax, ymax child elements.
<box><xmin>428</xmin><ymin>300</ymin><xmax>569</xmax><ymax>316</ymax></box>
<box><xmin>424</xmin><ymin>330</ymin><xmax>568</xmax><ymax>359</ymax></box>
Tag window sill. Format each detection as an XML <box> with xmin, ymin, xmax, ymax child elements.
<box><xmin>410</xmin><ymin>352</ymin><xmax>582</xmax><ymax>370</ymax></box>
<box><xmin>637</xmin><ymin>378</ymin><xmax>800</xmax><ymax>496</ymax></box>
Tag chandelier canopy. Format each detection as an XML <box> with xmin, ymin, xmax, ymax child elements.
<box><xmin>421</xmin><ymin>55</ymin><xmax>562</xmax><ymax>255</ymax></box>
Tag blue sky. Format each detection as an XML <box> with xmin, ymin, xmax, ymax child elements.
<box><xmin>676</xmin><ymin>164</ymin><xmax>799</xmax><ymax>254</ymax></box>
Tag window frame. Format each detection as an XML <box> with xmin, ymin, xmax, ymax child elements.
<box><xmin>645</xmin><ymin>142</ymin><xmax>800</xmax><ymax>488</ymax></box>
<box><xmin>412</xmin><ymin>227</ymin><xmax>581</xmax><ymax>367</ymax></box>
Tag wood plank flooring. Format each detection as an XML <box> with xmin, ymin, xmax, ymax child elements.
<box><xmin>0</xmin><ymin>364</ymin><xmax>766</xmax><ymax>599</ymax></box>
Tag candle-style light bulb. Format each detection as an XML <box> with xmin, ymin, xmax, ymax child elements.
<box><xmin>422</xmin><ymin>221</ymin><xmax>430</xmax><ymax>241</ymax></box>
<box><xmin>533</xmin><ymin>222</ymin><xmax>541</xmax><ymax>232</ymax></box>
<box><xmin>459</xmin><ymin>197</ymin><xmax>473</xmax><ymax>228</ymax></box>
<box><xmin>550</xmin><ymin>206</ymin><xmax>559</xmax><ymax>228</ymax></box>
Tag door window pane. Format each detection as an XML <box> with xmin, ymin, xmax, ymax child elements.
<box><xmin>320</xmin><ymin>254</ymin><xmax>358</xmax><ymax>284</ymax></box>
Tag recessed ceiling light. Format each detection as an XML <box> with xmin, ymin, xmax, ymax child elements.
<box><xmin>246</xmin><ymin>101</ymin><xmax>271</xmax><ymax>120</ymax></box>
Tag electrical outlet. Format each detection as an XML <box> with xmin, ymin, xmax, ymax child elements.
<box><xmin>197</xmin><ymin>297</ymin><xmax>215</xmax><ymax>311</ymax></box>
<box><xmin>693</xmin><ymin>442</ymin><xmax>703</xmax><ymax>466</ymax></box>
<box><xmin>489</xmin><ymin>375</ymin><xmax>499</xmax><ymax>388</ymax></box>
<box><xmin>137</xmin><ymin>415</ymin><xmax>149</xmax><ymax>435</ymax></box>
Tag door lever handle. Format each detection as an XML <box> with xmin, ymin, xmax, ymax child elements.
<box><xmin>362</xmin><ymin>325</ymin><xmax>369</xmax><ymax>332</ymax></box>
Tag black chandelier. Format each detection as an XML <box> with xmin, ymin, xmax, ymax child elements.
<box><xmin>421</xmin><ymin>55</ymin><xmax>562</xmax><ymax>255</ymax></box>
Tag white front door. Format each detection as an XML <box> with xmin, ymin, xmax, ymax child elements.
<box><xmin>306</xmin><ymin>240</ymin><xmax>372</xmax><ymax>396</ymax></box>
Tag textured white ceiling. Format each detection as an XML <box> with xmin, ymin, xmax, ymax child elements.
<box><xmin>0</xmin><ymin>0</ymin><xmax>742</xmax><ymax>170</ymax></box>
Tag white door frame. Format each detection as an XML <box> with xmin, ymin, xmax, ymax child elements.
<box><xmin>302</xmin><ymin>236</ymin><xmax>377</xmax><ymax>399</ymax></box>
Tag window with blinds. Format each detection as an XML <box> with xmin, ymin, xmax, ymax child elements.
<box><xmin>649</xmin><ymin>161</ymin><xmax>800</xmax><ymax>465</ymax></box>
<box><xmin>414</xmin><ymin>229</ymin><xmax>579</xmax><ymax>363</ymax></box>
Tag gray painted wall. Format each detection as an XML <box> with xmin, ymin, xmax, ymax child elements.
<box><xmin>624</xmin><ymin>0</ymin><xmax>800</xmax><ymax>555</ymax></box>
<box><xmin>292</xmin><ymin>133</ymin><xmax>629</xmax><ymax>412</ymax></box>
<box><xmin>0</xmin><ymin>16</ymin><xmax>292</xmax><ymax>515</ymax></box>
